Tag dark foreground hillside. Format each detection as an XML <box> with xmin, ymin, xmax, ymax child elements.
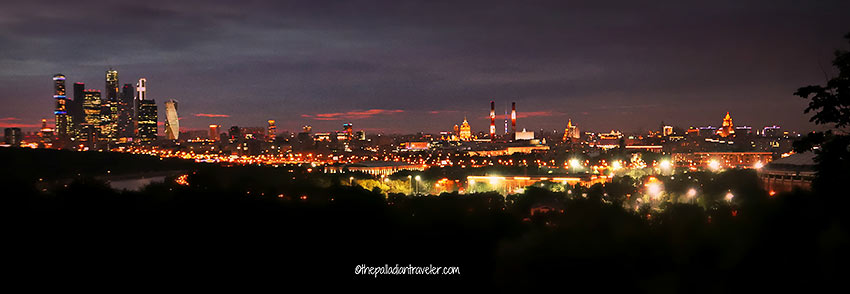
<box><xmin>2</xmin><ymin>148</ymin><xmax>848</xmax><ymax>291</ymax></box>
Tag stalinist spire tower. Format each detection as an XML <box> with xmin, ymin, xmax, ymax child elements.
<box><xmin>716</xmin><ymin>112</ymin><xmax>735</xmax><ymax>137</ymax></box>
<box><xmin>563</xmin><ymin>119</ymin><xmax>580</xmax><ymax>142</ymax></box>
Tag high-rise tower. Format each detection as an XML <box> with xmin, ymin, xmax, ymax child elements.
<box><xmin>71</xmin><ymin>82</ymin><xmax>85</xmax><ymax>137</ymax></box>
<box><xmin>716</xmin><ymin>112</ymin><xmax>735</xmax><ymax>137</ymax></box>
<box><xmin>81</xmin><ymin>89</ymin><xmax>102</xmax><ymax>144</ymax></box>
<box><xmin>511</xmin><ymin>102</ymin><xmax>517</xmax><ymax>140</ymax></box>
<box><xmin>138</xmin><ymin>99</ymin><xmax>157</xmax><ymax>142</ymax></box>
<box><xmin>209</xmin><ymin>124</ymin><xmax>221</xmax><ymax>141</ymax></box>
<box><xmin>53</xmin><ymin>74</ymin><xmax>71</xmax><ymax>143</ymax></box>
<box><xmin>101</xmin><ymin>69</ymin><xmax>119</xmax><ymax>141</ymax></box>
<box><xmin>164</xmin><ymin>99</ymin><xmax>179</xmax><ymax>140</ymax></box>
<box><xmin>563</xmin><ymin>119</ymin><xmax>580</xmax><ymax>142</ymax></box>
<box><xmin>118</xmin><ymin>83</ymin><xmax>135</xmax><ymax>139</ymax></box>
<box><xmin>460</xmin><ymin>117</ymin><xmax>472</xmax><ymax>141</ymax></box>
<box><xmin>489</xmin><ymin>101</ymin><xmax>495</xmax><ymax>139</ymax></box>
<box><xmin>268</xmin><ymin>120</ymin><xmax>276</xmax><ymax>142</ymax></box>
<box><xmin>134</xmin><ymin>78</ymin><xmax>147</xmax><ymax>138</ymax></box>
<box><xmin>105</xmin><ymin>69</ymin><xmax>119</xmax><ymax>102</ymax></box>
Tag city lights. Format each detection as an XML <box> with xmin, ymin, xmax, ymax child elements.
<box><xmin>708</xmin><ymin>159</ymin><xmax>721</xmax><ymax>171</ymax></box>
<box><xmin>569</xmin><ymin>159</ymin><xmax>582</xmax><ymax>169</ymax></box>
<box><xmin>611</xmin><ymin>160</ymin><xmax>622</xmax><ymax>170</ymax></box>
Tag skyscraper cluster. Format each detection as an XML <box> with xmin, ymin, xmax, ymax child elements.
<box><xmin>52</xmin><ymin>69</ymin><xmax>160</xmax><ymax>148</ymax></box>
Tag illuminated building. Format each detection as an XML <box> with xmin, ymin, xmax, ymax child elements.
<box><xmin>459</xmin><ymin>117</ymin><xmax>472</xmax><ymax>141</ymax></box>
<box><xmin>663</xmin><ymin>125</ymin><xmax>673</xmax><ymax>136</ymax></box>
<box><xmin>314</xmin><ymin>132</ymin><xmax>331</xmax><ymax>141</ymax></box>
<box><xmin>673</xmin><ymin>152</ymin><xmax>773</xmax><ymax>169</ymax></box>
<box><xmin>101</xmin><ymin>69</ymin><xmax>119</xmax><ymax>142</ymax></box>
<box><xmin>137</xmin><ymin>99</ymin><xmax>157</xmax><ymax>142</ymax></box>
<box><xmin>82</xmin><ymin>89</ymin><xmax>101</xmax><ymax>130</ymax></box>
<box><xmin>511</xmin><ymin>102</ymin><xmax>517</xmax><ymax>139</ymax></box>
<box><xmin>267</xmin><ymin>120</ymin><xmax>276</xmax><ymax>142</ymax></box>
<box><xmin>489</xmin><ymin>101</ymin><xmax>496</xmax><ymax>138</ymax></box>
<box><xmin>403</xmin><ymin>142</ymin><xmax>430</xmax><ymax>151</ymax></box>
<box><xmin>105</xmin><ymin>69</ymin><xmax>119</xmax><ymax>102</ymax></box>
<box><xmin>209</xmin><ymin>125</ymin><xmax>220</xmax><ymax>141</ymax></box>
<box><xmin>40</xmin><ymin>118</ymin><xmax>54</xmax><ymax>147</ymax></box>
<box><xmin>716</xmin><ymin>112</ymin><xmax>735</xmax><ymax>137</ymax></box>
<box><xmin>355</xmin><ymin>130</ymin><xmax>366</xmax><ymax>141</ymax></box>
<box><xmin>686</xmin><ymin>127</ymin><xmax>699</xmax><ymax>136</ymax></box>
<box><xmin>4</xmin><ymin>128</ymin><xmax>22</xmax><ymax>146</ymax></box>
<box><xmin>593</xmin><ymin>130</ymin><xmax>623</xmax><ymax>149</ymax></box>
<box><xmin>624</xmin><ymin>145</ymin><xmax>663</xmax><ymax>153</ymax></box>
<box><xmin>467</xmin><ymin>145</ymin><xmax>549</xmax><ymax>156</ymax></box>
<box><xmin>515</xmin><ymin>128</ymin><xmax>534</xmax><ymax>140</ymax></box>
<box><xmin>99</xmin><ymin>98</ymin><xmax>118</xmax><ymax>142</ymax></box>
<box><xmin>134</xmin><ymin>78</ymin><xmax>146</xmax><ymax>137</ymax></box>
<box><xmin>563</xmin><ymin>119</ymin><xmax>580</xmax><ymax>142</ymax></box>
<box><xmin>164</xmin><ymin>99</ymin><xmax>179</xmax><ymax>140</ymax></box>
<box><xmin>53</xmin><ymin>74</ymin><xmax>71</xmax><ymax>143</ymax></box>
<box><xmin>343</xmin><ymin>123</ymin><xmax>353</xmax><ymax>140</ymax></box>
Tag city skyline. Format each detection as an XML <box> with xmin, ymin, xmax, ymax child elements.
<box><xmin>1</xmin><ymin>1</ymin><xmax>849</xmax><ymax>133</ymax></box>
<box><xmin>7</xmin><ymin>71</ymin><xmax>809</xmax><ymax>136</ymax></box>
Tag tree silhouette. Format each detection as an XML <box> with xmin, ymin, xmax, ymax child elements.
<box><xmin>795</xmin><ymin>32</ymin><xmax>850</xmax><ymax>130</ymax></box>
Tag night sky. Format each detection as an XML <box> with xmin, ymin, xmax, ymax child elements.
<box><xmin>1</xmin><ymin>0</ymin><xmax>848</xmax><ymax>134</ymax></box>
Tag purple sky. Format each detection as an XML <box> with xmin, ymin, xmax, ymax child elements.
<box><xmin>1</xmin><ymin>0</ymin><xmax>848</xmax><ymax>134</ymax></box>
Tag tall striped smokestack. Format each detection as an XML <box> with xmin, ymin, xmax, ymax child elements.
<box><xmin>511</xmin><ymin>102</ymin><xmax>516</xmax><ymax>139</ymax></box>
<box><xmin>490</xmin><ymin>101</ymin><xmax>496</xmax><ymax>139</ymax></box>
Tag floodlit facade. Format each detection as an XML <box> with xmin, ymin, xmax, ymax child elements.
<box><xmin>515</xmin><ymin>128</ymin><xmax>534</xmax><ymax>140</ymax></box>
<box><xmin>460</xmin><ymin>118</ymin><xmax>472</xmax><ymax>141</ymax></box>
<box><xmin>717</xmin><ymin>112</ymin><xmax>735</xmax><ymax>137</ymax></box>
<box><xmin>164</xmin><ymin>99</ymin><xmax>179</xmax><ymax>140</ymax></box>
<box><xmin>210</xmin><ymin>124</ymin><xmax>220</xmax><ymax>141</ymax></box>
<box><xmin>564</xmin><ymin>119</ymin><xmax>580</xmax><ymax>141</ymax></box>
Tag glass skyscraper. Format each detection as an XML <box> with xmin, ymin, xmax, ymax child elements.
<box><xmin>164</xmin><ymin>99</ymin><xmax>179</xmax><ymax>140</ymax></box>
<box><xmin>138</xmin><ymin>99</ymin><xmax>157</xmax><ymax>142</ymax></box>
<box><xmin>53</xmin><ymin>74</ymin><xmax>71</xmax><ymax>143</ymax></box>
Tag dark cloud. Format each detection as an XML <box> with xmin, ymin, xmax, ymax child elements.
<box><xmin>0</xmin><ymin>0</ymin><xmax>848</xmax><ymax>133</ymax></box>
